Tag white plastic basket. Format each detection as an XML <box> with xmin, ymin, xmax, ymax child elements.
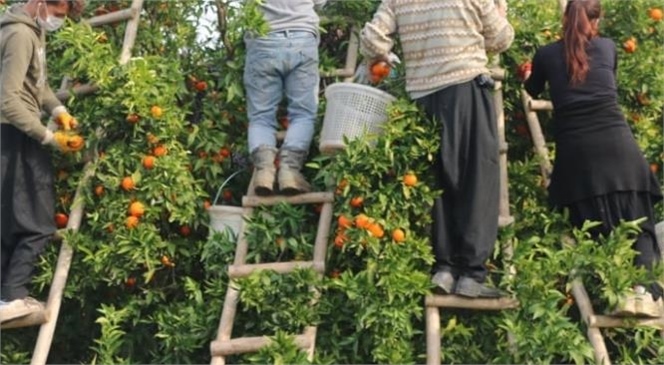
<box><xmin>319</xmin><ymin>83</ymin><xmax>396</xmax><ymax>153</ymax></box>
<box><xmin>208</xmin><ymin>205</ymin><xmax>244</xmax><ymax>238</ymax></box>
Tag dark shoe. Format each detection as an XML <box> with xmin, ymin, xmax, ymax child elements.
<box><xmin>454</xmin><ymin>276</ymin><xmax>504</xmax><ymax>298</ymax></box>
<box><xmin>431</xmin><ymin>271</ymin><xmax>456</xmax><ymax>294</ymax></box>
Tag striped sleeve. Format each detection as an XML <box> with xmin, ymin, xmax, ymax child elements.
<box><xmin>477</xmin><ymin>0</ymin><xmax>514</xmax><ymax>53</ymax></box>
<box><xmin>359</xmin><ymin>0</ymin><xmax>397</xmax><ymax>59</ymax></box>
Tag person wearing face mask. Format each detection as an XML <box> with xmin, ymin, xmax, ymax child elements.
<box><xmin>0</xmin><ymin>0</ymin><xmax>85</xmax><ymax>323</ymax></box>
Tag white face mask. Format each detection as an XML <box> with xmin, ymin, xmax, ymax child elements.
<box><xmin>36</xmin><ymin>2</ymin><xmax>65</xmax><ymax>32</ymax></box>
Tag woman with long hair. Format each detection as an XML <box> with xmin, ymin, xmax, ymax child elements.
<box><xmin>525</xmin><ymin>0</ymin><xmax>662</xmax><ymax>317</ymax></box>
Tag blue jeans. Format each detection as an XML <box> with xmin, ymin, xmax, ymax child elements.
<box><xmin>244</xmin><ymin>31</ymin><xmax>320</xmax><ymax>153</ymax></box>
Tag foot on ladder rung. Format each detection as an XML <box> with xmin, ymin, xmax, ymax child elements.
<box><xmin>1</xmin><ymin>309</ymin><xmax>50</xmax><ymax>329</ymax></box>
<box><xmin>425</xmin><ymin>294</ymin><xmax>519</xmax><ymax>310</ymax></box>
<box><xmin>210</xmin><ymin>327</ymin><xmax>315</xmax><ymax>357</ymax></box>
<box><xmin>242</xmin><ymin>192</ymin><xmax>334</xmax><ymax>207</ymax></box>
<box><xmin>228</xmin><ymin>261</ymin><xmax>325</xmax><ymax>279</ymax></box>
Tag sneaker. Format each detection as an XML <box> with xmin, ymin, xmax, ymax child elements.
<box><xmin>431</xmin><ymin>271</ymin><xmax>456</xmax><ymax>294</ymax></box>
<box><xmin>0</xmin><ymin>297</ymin><xmax>45</xmax><ymax>323</ymax></box>
<box><xmin>633</xmin><ymin>286</ymin><xmax>663</xmax><ymax>318</ymax></box>
<box><xmin>454</xmin><ymin>276</ymin><xmax>504</xmax><ymax>298</ymax></box>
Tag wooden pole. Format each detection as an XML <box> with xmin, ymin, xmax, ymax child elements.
<box><xmin>521</xmin><ymin>90</ymin><xmax>553</xmax><ymax>184</ymax></box>
<box><xmin>528</xmin><ymin>98</ymin><xmax>553</xmax><ymax>111</ymax></box>
<box><xmin>86</xmin><ymin>8</ymin><xmax>135</xmax><ymax>28</ymax></box>
<box><xmin>228</xmin><ymin>261</ymin><xmax>322</xmax><ymax>279</ymax></box>
<box><xmin>242</xmin><ymin>192</ymin><xmax>334</xmax><ymax>207</ymax></box>
<box><xmin>426</xmin><ymin>307</ymin><xmax>441</xmax><ymax>365</ymax></box>
<box><xmin>119</xmin><ymin>0</ymin><xmax>145</xmax><ymax>65</ymax></box>
<box><xmin>31</xmin><ymin>163</ymin><xmax>95</xmax><ymax>365</ymax></box>
<box><xmin>570</xmin><ymin>279</ymin><xmax>611</xmax><ymax>365</ymax></box>
<box><xmin>425</xmin><ymin>295</ymin><xmax>519</xmax><ymax>310</ymax></box>
<box><xmin>210</xmin><ymin>333</ymin><xmax>312</xmax><ymax>357</ymax></box>
<box><xmin>55</xmin><ymin>83</ymin><xmax>99</xmax><ymax>102</ymax></box>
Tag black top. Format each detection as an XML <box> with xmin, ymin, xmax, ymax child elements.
<box><xmin>525</xmin><ymin>37</ymin><xmax>662</xmax><ymax>206</ymax></box>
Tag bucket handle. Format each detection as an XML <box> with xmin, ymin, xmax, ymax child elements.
<box><xmin>212</xmin><ymin>168</ymin><xmax>248</xmax><ymax>206</ymax></box>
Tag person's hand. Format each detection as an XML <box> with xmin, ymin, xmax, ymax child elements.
<box><xmin>517</xmin><ymin>62</ymin><xmax>532</xmax><ymax>82</ymax></box>
<box><xmin>43</xmin><ymin>130</ymin><xmax>85</xmax><ymax>153</ymax></box>
<box><xmin>54</xmin><ymin>111</ymin><xmax>79</xmax><ymax>131</ymax></box>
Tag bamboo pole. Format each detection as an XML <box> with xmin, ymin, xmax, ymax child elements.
<box><xmin>343</xmin><ymin>27</ymin><xmax>359</xmax><ymax>83</ymax></box>
<box><xmin>228</xmin><ymin>261</ymin><xmax>322</xmax><ymax>279</ymax></box>
<box><xmin>86</xmin><ymin>8</ymin><xmax>135</xmax><ymax>28</ymax></box>
<box><xmin>570</xmin><ymin>279</ymin><xmax>611</xmax><ymax>365</ymax></box>
<box><xmin>426</xmin><ymin>306</ymin><xmax>441</xmax><ymax>365</ymax></box>
<box><xmin>31</xmin><ymin>162</ymin><xmax>95</xmax><ymax>365</ymax></box>
<box><xmin>490</xmin><ymin>67</ymin><xmax>506</xmax><ymax>81</ymax></box>
<box><xmin>528</xmin><ymin>98</ymin><xmax>554</xmax><ymax>111</ymax></box>
<box><xmin>590</xmin><ymin>315</ymin><xmax>664</xmax><ymax>329</ymax></box>
<box><xmin>1</xmin><ymin>310</ymin><xmax>49</xmax><ymax>330</ymax></box>
<box><xmin>313</xmin><ymin>202</ymin><xmax>333</xmax><ymax>265</ymax></box>
<box><xmin>210</xmin><ymin>333</ymin><xmax>313</xmax><ymax>357</ymax></box>
<box><xmin>119</xmin><ymin>0</ymin><xmax>145</xmax><ymax>65</ymax></box>
<box><xmin>521</xmin><ymin>90</ymin><xmax>553</xmax><ymax>183</ymax></box>
<box><xmin>425</xmin><ymin>295</ymin><xmax>519</xmax><ymax>310</ymax></box>
<box><xmin>55</xmin><ymin>83</ymin><xmax>99</xmax><ymax>102</ymax></box>
<box><xmin>242</xmin><ymin>192</ymin><xmax>334</xmax><ymax>207</ymax></box>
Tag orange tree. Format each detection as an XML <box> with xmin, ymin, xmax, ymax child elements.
<box><xmin>1</xmin><ymin>0</ymin><xmax>663</xmax><ymax>364</ymax></box>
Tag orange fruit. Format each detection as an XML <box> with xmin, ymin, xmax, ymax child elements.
<box><xmin>153</xmin><ymin>145</ymin><xmax>167</xmax><ymax>157</ymax></box>
<box><xmin>55</xmin><ymin>213</ymin><xmax>68</xmax><ymax>229</ymax></box>
<box><xmin>403</xmin><ymin>173</ymin><xmax>418</xmax><ymax>187</ymax></box>
<box><xmin>142</xmin><ymin>155</ymin><xmax>155</xmax><ymax>169</ymax></box>
<box><xmin>151</xmin><ymin>105</ymin><xmax>163</xmax><ymax>118</ymax></box>
<box><xmin>329</xmin><ymin>270</ymin><xmax>341</xmax><ymax>278</ymax></box>
<box><xmin>338</xmin><ymin>215</ymin><xmax>353</xmax><ymax>229</ymax></box>
<box><xmin>203</xmin><ymin>200</ymin><xmax>211</xmax><ymax>210</ymax></box>
<box><xmin>125</xmin><ymin>277</ymin><xmax>136</xmax><ymax>288</ymax></box>
<box><xmin>126</xmin><ymin>216</ymin><xmax>139</xmax><ymax>229</ymax></box>
<box><xmin>355</xmin><ymin>214</ymin><xmax>371</xmax><ymax>229</ymax></box>
<box><xmin>147</xmin><ymin>133</ymin><xmax>159</xmax><ymax>144</ymax></box>
<box><xmin>128</xmin><ymin>201</ymin><xmax>145</xmax><ymax>218</ymax></box>
<box><xmin>121</xmin><ymin>177</ymin><xmax>135</xmax><ymax>191</ymax></box>
<box><xmin>370</xmin><ymin>61</ymin><xmax>391</xmax><ymax>83</ymax></box>
<box><xmin>57</xmin><ymin>169</ymin><xmax>69</xmax><ymax>180</ymax></box>
<box><xmin>223</xmin><ymin>189</ymin><xmax>233</xmax><ymax>201</ymax></box>
<box><xmin>219</xmin><ymin>147</ymin><xmax>231</xmax><ymax>158</ymax></box>
<box><xmin>350</xmin><ymin>196</ymin><xmax>364</xmax><ymax>208</ymax></box>
<box><xmin>623</xmin><ymin>38</ymin><xmax>637</xmax><ymax>53</ymax></box>
<box><xmin>334</xmin><ymin>233</ymin><xmax>347</xmax><ymax>248</ymax></box>
<box><xmin>649</xmin><ymin>8</ymin><xmax>663</xmax><ymax>21</ymax></box>
<box><xmin>368</xmin><ymin>223</ymin><xmax>384</xmax><ymax>238</ymax></box>
<box><xmin>179</xmin><ymin>225</ymin><xmax>191</xmax><ymax>237</ymax></box>
<box><xmin>651</xmin><ymin>163</ymin><xmax>659</xmax><ymax>174</ymax></box>
<box><xmin>195</xmin><ymin>81</ymin><xmax>208</xmax><ymax>92</ymax></box>
<box><xmin>67</xmin><ymin>135</ymin><xmax>84</xmax><ymax>150</ymax></box>
<box><xmin>106</xmin><ymin>223</ymin><xmax>115</xmax><ymax>233</ymax></box>
<box><xmin>126</xmin><ymin>113</ymin><xmax>140</xmax><ymax>124</ymax></box>
<box><xmin>392</xmin><ymin>228</ymin><xmax>406</xmax><ymax>243</ymax></box>
<box><xmin>161</xmin><ymin>255</ymin><xmax>174</xmax><ymax>267</ymax></box>
<box><xmin>94</xmin><ymin>185</ymin><xmax>104</xmax><ymax>197</ymax></box>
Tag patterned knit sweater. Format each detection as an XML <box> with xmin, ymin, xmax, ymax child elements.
<box><xmin>360</xmin><ymin>0</ymin><xmax>514</xmax><ymax>99</ymax></box>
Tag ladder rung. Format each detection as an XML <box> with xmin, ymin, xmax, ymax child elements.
<box><xmin>55</xmin><ymin>83</ymin><xmax>99</xmax><ymax>102</ymax></box>
<box><xmin>1</xmin><ymin>310</ymin><xmax>49</xmax><ymax>329</ymax></box>
<box><xmin>489</xmin><ymin>67</ymin><xmax>505</xmax><ymax>81</ymax></box>
<box><xmin>499</xmin><ymin>215</ymin><xmax>514</xmax><ymax>227</ymax></box>
<box><xmin>228</xmin><ymin>261</ymin><xmax>324</xmax><ymax>279</ymax></box>
<box><xmin>86</xmin><ymin>8</ymin><xmax>135</xmax><ymax>27</ymax></box>
<box><xmin>499</xmin><ymin>142</ymin><xmax>508</xmax><ymax>154</ymax></box>
<box><xmin>425</xmin><ymin>294</ymin><xmax>519</xmax><ymax>310</ymax></box>
<box><xmin>321</xmin><ymin>68</ymin><xmax>354</xmax><ymax>78</ymax></box>
<box><xmin>242</xmin><ymin>192</ymin><xmax>334</xmax><ymax>207</ymax></box>
<box><xmin>589</xmin><ymin>314</ymin><xmax>664</xmax><ymax>329</ymax></box>
<box><xmin>210</xmin><ymin>333</ymin><xmax>313</xmax><ymax>356</ymax></box>
<box><xmin>528</xmin><ymin>98</ymin><xmax>553</xmax><ymax>112</ymax></box>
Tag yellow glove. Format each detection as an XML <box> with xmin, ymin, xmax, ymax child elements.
<box><xmin>52</xmin><ymin>131</ymin><xmax>85</xmax><ymax>153</ymax></box>
<box><xmin>55</xmin><ymin>112</ymin><xmax>78</xmax><ymax>131</ymax></box>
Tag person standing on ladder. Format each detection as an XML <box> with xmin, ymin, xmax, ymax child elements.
<box><xmin>243</xmin><ymin>0</ymin><xmax>326</xmax><ymax>196</ymax></box>
<box><xmin>0</xmin><ymin>0</ymin><xmax>85</xmax><ymax>323</ymax></box>
<box><xmin>524</xmin><ymin>0</ymin><xmax>663</xmax><ymax>317</ymax></box>
<box><xmin>360</xmin><ymin>0</ymin><xmax>514</xmax><ymax>298</ymax></box>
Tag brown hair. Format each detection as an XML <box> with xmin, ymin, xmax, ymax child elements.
<box><xmin>563</xmin><ymin>0</ymin><xmax>601</xmax><ymax>85</ymax></box>
<box><xmin>45</xmin><ymin>0</ymin><xmax>86</xmax><ymax>18</ymax></box>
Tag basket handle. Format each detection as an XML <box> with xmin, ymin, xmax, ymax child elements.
<box><xmin>212</xmin><ymin>168</ymin><xmax>247</xmax><ymax>206</ymax></box>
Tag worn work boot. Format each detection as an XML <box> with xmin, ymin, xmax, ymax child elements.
<box><xmin>431</xmin><ymin>271</ymin><xmax>456</xmax><ymax>294</ymax></box>
<box><xmin>454</xmin><ymin>276</ymin><xmax>504</xmax><ymax>298</ymax></box>
<box><xmin>278</xmin><ymin>148</ymin><xmax>312</xmax><ymax>195</ymax></box>
<box><xmin>0</xmin><ymin>297</ymin><xmax>45</xmax><ymax>323</ymax></box>
<box><xmin>251</xmin><ymin>146</ymin><xmax>277</xmax><ymax>196</ymax></box>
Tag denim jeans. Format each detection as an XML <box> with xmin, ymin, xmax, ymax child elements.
<box><xmin>244</xmin><ymin>30</ymin><xmax>320</xmax><ymax>153</ymax></box>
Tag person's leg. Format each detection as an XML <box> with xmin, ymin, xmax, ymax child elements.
<box><xmin>279</xmin><ymin>32</ymin><xmax>319</xmax><ymax>195</ymax></box>
<box><xmin>244</xmin><ymin>35</ymin><xmax>287</xmax><ymax>195</ymax></box>
<box><xmin>0</xmin><ymin>126</ymin><xmax>53</xmax><ymax>322</ymax></box>
<box><xmin>1</xmin><ymin>124</ymin><xmax>18</xmax><ymax>300</ymax></box>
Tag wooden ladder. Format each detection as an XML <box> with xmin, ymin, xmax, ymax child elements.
<box><xmin>523</xmin><ymin>90</ymin><xmax>664</xmax><ymax>365</ymax></box>
<box><xmin>209</xmin><ymin>18</ymin><xmax>360</xmax><ymax>365</ymax></box>
<box><xmin>208</xmin><ymin>180</ymin><xmax>335</xmax><ymax>364</ymax></box>
<box><xmin>424</xmin><ymin>64</ymin><xmax>520</xmax><ymax>365</ymax></box>
<box><xmin>0</xmin><ymin>2</ymin><xmax>145</xmax><ymax>365</ymax></box>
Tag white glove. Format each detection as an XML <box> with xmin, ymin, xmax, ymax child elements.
<box><xmin>386</xmin><ymin>52</ymin><xmax>401</xmax><ymax>66</ymax></box>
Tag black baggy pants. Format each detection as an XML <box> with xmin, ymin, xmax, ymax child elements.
<box><xmin>567</xmin><ymin>191</ymin><xmax>663</xmax><ymax>299</ymax></box>
<box><xmin>417</xmin><ymin>77</ymin><xmax>500</xmax><ymax>282</ymax></box>
<box><xmin>1</xmin><ymin>124</ymin><xmax>55</xmax><ymax>301</ymax></box>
